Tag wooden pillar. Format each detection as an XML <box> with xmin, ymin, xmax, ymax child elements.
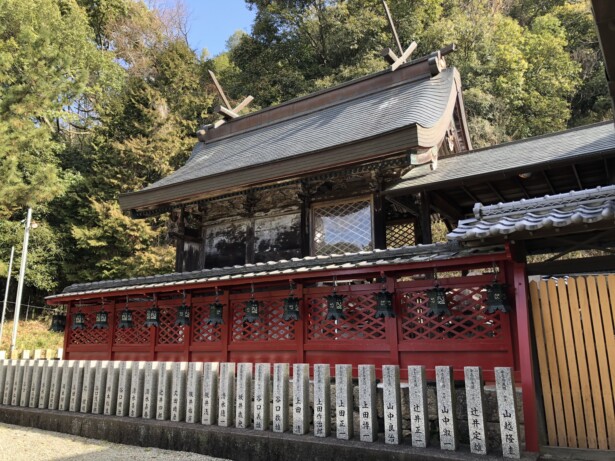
<box><xmin>418</xmin><ymin>192</ymin><xmax>432</xmax><ymax>244</ymax></box>
<box><xmin>511</xmin><ymin>257</ymin><xmax>539</xmax><ymax>452</ymax></box>
<box><xmin>221</xmin><ymin>289</ymin><xmax>230</xmax><ymax>363</ymax></box>
<box><xmin>63</xmin><ymin>302</ymin><xmax>72</xmax><ymax>360</ymax></box>
<box><xmin>245</xmin><ymin>192</ymin><xmax>256</xmax><ymax>265</ymax></box>
<box><xmin>295</xmin><ymin>282</ymin><xmax>305</xmax><ymax>364</ymax></box>
<box><xmin>385</xmin><ymin>276</ymin><xmax>399</xmax><ymax>365</ymax></box>
<box><xmin>174</xmin><ymin>208</ymin><xmax>185</xmax><ymax>273</ymax></box>
<box><xmin>372</xmin><ymin>173</ymin><xmax>386</xmax><ymax>250</ymax></box>
<box><xmin>299</xmin><ymin>181</ymin><xmax>311</xmax><ymax>257</ymax></box>
<box><xmin>106</xmin><ymin>299</ymin><xmax>117</xmax><ymax>361</ymax></box>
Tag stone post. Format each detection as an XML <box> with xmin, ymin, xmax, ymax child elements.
<box><xmin>68</xmin><ymin>361</ymin><xmax>85</xmax><ymax>412</ymax></box>
<box><xmin>272</xmin><ymin>363</ymin><xmax>289</xmax><ymax>433</ymax></box>
<box><xmin>436</xmin><ymin>365</ymin><xmax>458</xmax><ymax>450</ymax></box>
<box><xmin>186</xmin><ymin>362</ymin><xmax>203</xmax><ymax>423</ymax></box>
<box><xmin>465</xmin><ymin>366</ymin><xmax>487</xmax><ymax>455</ymax></box>
<box><xmin>47</xmin><ymin>360</ymin><xmax>62</xmax><ymax>410</ymax></box>
<box><xmin>38</xmin><ymin>361</ymin><xmax>53</xmax><ymax>409</ymax></box>
<box><xmin>57</xmin><ymin>360</ymin><xmax>74</xmax><ymax>411</ymax></box>
<box><xmin>2</xmin><ymin>360</ymin><xmax>16</xmax><ymax>405</ymax></box>
<box><xmin>335</xmin><ymin>364</ymin><xmax>353</xmax><ymax>440</ymax></box>
<box><xmin>495</xmin><ymin>367</ymin><xmax>521</xmax><ymax>459</ymax></box>
<box><xmin>382</xmin><ymin>365</ymin><xmax>402</xmax><ymax>444</ymax></box>
<box><xmin>313</xmin><ymin>364</ymin><xmax>331</xmax><ymax>437</ymax></box>
<box><xmin>19</xmin><ymin>361</ymin><xmax>34</xmax><ymax>407</ymax></box>
<box><xmin>170</xmin><ymin>362</ymin><xmax>187</xmax><ymax>422</ymax></box>
<box><xmin>142</xmin><ymin>362</ymin><xmax>159</xmax><ymax>419</ymax></box>
<box><xmin>408</xmin><ymin>365</ymin><xmax>429</xmax><ymax>448</ymax></box>
<box><xmin>358</xmin><ymin>364</ymin><xmax>378</xmax><ymax>442</ymax></box>
<box><xmin>201</xmin><ymin>362</ymin><xmax>218</xmax><ymax>425</ymax></box>
<box><xmin>129</xmin><ymin>361</ymin><xmax>145</xmax><ymax>418</ymax></box>
<box><xmin>156</xmin><ymin>362</ymin><xmax>172</xmax><ymax>421</ymax></box>
<box><xmin>103</xmin><ymin>361</ymin><xmax>120</xmax><ymax>416</ymax></box>
<box><xmin>28</xmin><ymin>361</ymin><xmax>43</xmax><ymax>408</ymax></box>
<box><xmin>292</xmin><ymin>363</ymin><xmax>310</xmax><ymax>435</ymax></box>
<box><xmin>80</xmin><ymin>361</ymin><xmax>97</xmax><ymax>413</ymax></box>
<box><xmin>11</xmin><ymin>360</ymin><xmax>26</xmax><ymax>406</ymax></box>
<box><xmin>236</xmin><ymin>362</ymin><xmax>252</xmax><ymax>429</ymax></box>
<box><xmin>254</xmin><ymin>363</ymin><xmax>270</xmax><ymax>431</ymax></box>
<box><xmin>218</xmin><ymin>362</ymin><xmax>235</xmax><ymax>427</ymax></box>
<box><xmin>91</xmin><ymin>361</ymin><xmax>108</xmax><ymax>414</ymax></box>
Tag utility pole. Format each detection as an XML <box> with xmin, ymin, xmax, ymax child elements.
<box><xmin>10</xmin><ymin>208</ymin><xmax>32</xmax><ymax>354</ymax></box>
<box><xmin>0</xmin><ymin>246</ymin><xmax>15</xmax><ymax>344</ymax></box>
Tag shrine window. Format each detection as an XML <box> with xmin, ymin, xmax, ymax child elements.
<box><xmin>312</xmin><ymin>197</ymin><xmax>373</xmax><ymax>255</ymax></box>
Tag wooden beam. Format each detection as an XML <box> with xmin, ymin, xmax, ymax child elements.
<box><xmin>461</xmin><ymin>186</ymin><xmax>480</xmax><ymax>204</ymax></box>
<box><xmin>391</xmin><ymin>41</ymin><xmax>417</xmax><ymax>72</ymax></box>
<box><xmin>542</xmin><ymin>171</ymin><xmax>556</xmax><ymax>194</ymax></box>
<box><xmin>571</xmin><ymin>164</ymin><xmax>583</xmax><ymax>190</ymax></box>
<box><xmin>429</xmin><ymin>191</ymin><xmax>462</xmax><ymax>222</ymax></box>
<box><xmin>385</xmin><ymin>196</ymin><xmax>420</xmax><ymax>217</ymax></box>
<box><xmin>208</xmin><ymin>70</ymin><xmax>231</xmax><ymax>109</ymax></box>
<box><xmin>216</xmin><ymin>105</ymin><xmax>239</xmax><ymax>119</ymax></box>
<box><xmin>527</xmin><ymin>255</ymin><xmax>615</xmax><ymax>276</ymax></box>
<box><xmin>605</xmin><ymin>158</ymin><xmax>612</xmax><ymax>182</ymax></box>
<box><xmin>487</xmin><ymin>182</ymin><xmax>505</xmax><ymax>203</ymax></box>
<box><xmin>381</xmin><ymin>0</ymin><xmax>403</xmax><ymax>55</ymax></box>
<box><xmin>381</xmin><ymin>47</ymin><xmax>398</xmax><ymax>64</ymax></box>
<box><xmin>418</xmin><ymin>191</ymin><xmax>432</xmax><ymax>244</ymax></box>
<box><xmin>513</xmin><ymin>176</ymin><xmax>531</xmax><ymax>199</ymax></box>
<box><xmin>233</xmin><ymin>95</ymin><xmax>254</xmax><ymax>114</ymax></box>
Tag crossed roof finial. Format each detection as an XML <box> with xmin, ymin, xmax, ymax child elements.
<box><xmin>381</xmin><ymin>0</ymin><xmax>417</xmax><ymax>71</ymax></box>
<box><xmin>208</xmin><ymin>70</ymin><xmax>254</xmax><ymax>123</ymax></box>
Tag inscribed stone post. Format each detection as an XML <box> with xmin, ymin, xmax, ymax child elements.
<box><xmin>170</xmin><ymin>362</ymin><xmax>187</xmax><ymax>422</ymax></box>
<box><xmin>292</xmin><ymin>363</ymin><xmax>309</xmax><ymax>435</ymax></box>
<box><xmin>408</xmin><ymin>365</ymin><xmax>429</xmax><ymax>448</ymax></box>
<box><xmin>69</xmin><ymin>361</ymin><xmax>85</xmax><ymax>412</ymax></box>
<box><xmin>58</xmin><ymin>360</ymin><xmax>75</xmax><ymax>411</ymax></box>
<box><xmin>20</xmin><ymin>361</ymin><xmax>34</xmax><ymax>407</ymax></box>
<box><xmin>21</xmin><ymin>350</ymin><xmax>31</xmax><ymax>360</ymax></box>
<box><xmin>382</xmin><ymin>365</ymin><xmax>402</xmax><ymax>444</ymax></box>
<box><xmin>185</xmin><ymin>362</ymin><xmax>203</xmax><ymax>423</ymax></box>
<box><xmin>236</xmin><ymin>362</ymin><xmax>252</xmax><ymax>429</ymax></box>
<box><xmin>129</xmin><ymin>361</ymin><xmax>145</xmax><ymax>418</ymax></box>
<box><xmin>38</xmin><ymin>361</ymin><xmax>53</xmax><ymax>409</ymax></box>
<box><xmin>358</xmin><ymin>364</ymin><xmax>378</xmax><ymax>442</ymax></box>
<box><xmin>11</xmin><ymin>360</ymin><xmax>26</xmax><ymax>406</ymax></box>
<box><xmin>29</xmin><ymin>361</ymin><xmax>43</xmax><ymax>408</ymax></box>
<box><xmin>156</xmin><ymin>362</ymin><xmax>172</xmax><ymax>421</ymax></box>
<box><xmin>33</xmin><ymin>349</ymin><xmax>42</xmax><ymax>360</ymax></box>
<box><xmin>91</xmin><ymin>361</ymin><xmax>108</xmax><ymax>414</ymax></box>
<box><xmin>103</xmin><ymin>361</ymin><xmax>120</xmax><ymax>416</ymax></box>
<box><xmin>253</xmin><ymin>363</ymin><xmax>270</xmax><ymax>431</ymax></box>
<box><xmin>335</xmin><ymin>364</ymin><xmax>353</xmax><ymax>440</ymax></box>
<box><xmin>142</xmin><ymin>362</ymin><xmax>159</xmax><ymax>419</ymax></box>
<box><xmin>2</xmin><ymin>360</ymin><xmax>15</xmax><ymax>405</ymax></box>
<box><xmin>116</xmin><ymin>361</ymin><xmax>133</xmax><ymax>417</ymax></box>
<box><xmin>201</xmin><ymin>362</ymin><xmax>218</xmax><ymax>425</ymax></box>
<box><xmin>0</xmin><ymin>360</ymin><xmax>7</xmax><ymax>397</ymax></box>
<box><xmin>80</xmin><ymin>361</ymin><xmax>97</xmax><ymax>413</ymax></box>
<box><xmin>218</xmin><ymin>362</ymin><xmax>235</xmax><ymax>427</ymax></box>
<box><xmin>313</xmin><ymin>364</ymin><xmax>330</xmax><ymax>437</ymax></box>
<box><xmin>272</xmin><ymin>363</ymin><xmax>289</xmax><ymax>433</ymax></box>
<box><xmin>436</xmin><ymin>365</ymin><xmax>458</xmax><ymax>450</ymax></box>
<box><xmin>465</xmin><ymin>366</ymin><xmax>487</xmax><ymax>455</ymax></box>
<box><xmin>495</xmin><ymin>367</ymin><xmax>521</xmax><ymax>459</ymax></box>
<box><xmin>47</xmin><ymin>361</ymin><xmax>62</xmax><ymax>410</ymax></box>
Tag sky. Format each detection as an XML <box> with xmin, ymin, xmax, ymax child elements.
<box><xmin>183</xmin><ymin>0</ymin><xmax>256</xmax><ymax>57</ymax></box>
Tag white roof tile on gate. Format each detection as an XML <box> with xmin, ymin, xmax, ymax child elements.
<box><xmin>448</xmin><ymin>185</ymin><xmax>615</xmax><ymax>241</ymax></box>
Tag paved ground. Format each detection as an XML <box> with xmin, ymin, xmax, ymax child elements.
<box><xmin>0</xmin><ymin>423</ymin><xmax>230</xmax><ymax>461</ymax></box>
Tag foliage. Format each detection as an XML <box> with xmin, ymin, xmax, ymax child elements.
<box><xmin>0</xmin><ymin>319</ymin><xmax>64</xmax><ymax>352</ymax></box>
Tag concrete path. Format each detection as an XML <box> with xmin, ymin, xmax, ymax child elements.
<box><xmin>0</xmin><ymin>423</ymin><xmax>230</xmax><ymax>461</ymax></box>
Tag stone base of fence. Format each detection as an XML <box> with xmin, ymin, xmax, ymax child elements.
<box><xmin>0</xmin><ymin>407</ymin><xmax>538</xmax><ymax>461</ymax></box>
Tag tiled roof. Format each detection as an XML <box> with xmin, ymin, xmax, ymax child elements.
<box><xmin>47</xmin><ymin>242</ymin><xmax>504</xmax><ymax>300</ymax></box>
<box><xmin>386</xmin><ymin>122</ymin><xmax>615</xmax><ymax>193</ymax></box>
<box><xmin>448</xmin><ymin>185</ymin><xmax>615</xmax><ymax>241</ymax></box>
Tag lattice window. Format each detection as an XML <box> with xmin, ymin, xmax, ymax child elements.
<box><xmin>230</xmin><ymin>298</ymin><xmax>295</xmax><ymax>342</ymax></box>
<box><xmin>156</xmin><ymin>306</ymin><xmax>185</xmax><ymax>345</ymax></box>
<box><xmin>192</xmin><ymin>303</ymin><xmax>223</xmax><ymax>343</ymax></box>
<box><xmin>305</xmin><ymin>291</ymin><xmax>386</xmax><ymax>341</ymax></box>
<box><xmin>312</xmin><ymin>198</ymin><xmax>373</xmax><ymax>255</ymax></box>
<box><xmin>399</xmin><ymin>286</ymin><xmax>503</xmax><ymax>340</ymax></box>
<box><xmin>68</xmin><ymin>312</ymin><xmax>109</xmax><ymax>345</ymax></box>
<box><xmin>113</xmin><ymin>309</ymin><xmax>149</xmax><ymax>345</ymax></box>
<box><xmin>386</xmin><ymin>221</ymin><xmax>415</xmax><ymax>248</ymax></box>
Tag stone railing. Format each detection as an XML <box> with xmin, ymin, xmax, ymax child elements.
<box><xmin>0</xmin><ymin>360</ymin><xmax>523</xmax><ymax>459</ymax></box>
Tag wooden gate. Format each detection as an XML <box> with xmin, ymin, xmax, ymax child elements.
<box><xmin>530</xmin><ymin>275</ymin><xmax>615</xmax><ymax>450</ymax></box>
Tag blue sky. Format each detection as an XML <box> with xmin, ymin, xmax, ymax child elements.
<box><xmin>183</xmin><ymin>0</ymin><xmax>256</xmax><ymax>57</ymax></box>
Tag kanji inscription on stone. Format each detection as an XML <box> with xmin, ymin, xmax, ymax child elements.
<box><xmin>170</xmin><ymin>362</ymin><xmax>187</xmax><ymax>422</ymax></box>
<box><xmin>142</xmin><ymin>362</ymin><xmax>159</xmax><ymax>419</ymax></box>
<box><xmin>292</xmin><ymin>363</ymin><xmax>309</xmax><ymax>435</ymax></box>
<box><xmin>20</xmin><ymin>361</ymin><xmax>34</xmax><ymax>407</ymax></box>
<box><xmin>116</xmin><ymin>361</ymin><xmax>133</xmax><ymax>417</ymax></box>
<box><xmin>254</xmin><ymin>363</ymin><xmax>270</xmax><ymax>431</ymax></box>
<box><xmin>156</xmin><ymin>362</ymin><xmax>172</xmax><ymax>421</ymax></box>
<box><xmin>495</xmin><ymin>367</ymin><xmax>521</xmax><ymax>459</ymax></box>
<box><xmin>358</xmin><ymin>364</ymin><xmax>378</xmax><ymax>442</ymax></box>
<box><xmin>80</xmin><ymin>361</ymin><xmax>97</xmax><ymax>413</ymax></box>
<box><xmin>91</xmin><ymin>361</ymin><xmax>108</xmax><ymax>414</ymax></box>
<box><xmin>465</xmin><ymin>366</ymin><xmax>487</xmax><ymax>455</ymax></box>
<box><xmin>202</xmin><ymin>362</ymin><xmax>219</xmax><ymax>425</ymax></box>
<box><xmin>382</xmin><ymin>365</ymin><xmax>402</xmax><ymax>444</ymax></box>
<box><xmin>12</xmin><ymin>360</ymin><xmax>26</xmax><ymax>406</ymax></box>
<box><xmin>103</xmin><ymin>361</ymin><xmax>120</xmax><ymax>416</ymax></box>
<box><xmin>186</xmin><ymin>362</ymin><xmax>203</xmax><ymax>424</ymax></box>
<box><xmin>272</xmin><ymin>363</ymin><xmax>289</xmax><ymax>433</ymax></box>
<box><xmin>57</xmin><ymin>360</ymin><xmax>74</xmax><ymax>411</ymax></box>
<box><xmin>408</xmin><ymin>365</ymin><xmax>429</xmax><ymax>448</ymax></box>
<box><xmin>69</xmin><ymin>361</ymin><xmax>85</xmax><ymax>412</ymax></box>
<box><xmin>38</xmin><ymin>361</ymin><xmax>53</xmax><ymax>409</ymax></box>
<box><xmin>2</xmin><ymin>360</ymin><xmax>16</xmax><ymax>405</ymax></box>
<box><xmin>335</xmin><ymin>364</ymin><xmax>353</xmax><ymax>440</ymax></box>
<box><xmin>236</xmin><ymin>363</ymin><xmax>253</xmax><ymax>429</ymax></box>
<box><xmin>218</xmin><ymin>362</ymin><xmax>235</xmax><ymax>427</ymax></box>
<box><xmin>47</xmin><ymin>360</ymin><xmax>63</xmax><ymax>410</ymax></box>
<box><xmin>436</xmin><ymin>365</ymin><xmax>458</xmax><ymax>450</ymax></box>
<box><xmin>313</xmin><ymin>364</ymin><xmax>331</xmax><ymax>437</ymax></box>
<box><xmin>129</xmin><ymin>361</ymin><xmax>145</xmax><ymax>418</ymax></box>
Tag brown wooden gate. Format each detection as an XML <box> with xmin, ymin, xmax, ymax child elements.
<box><xmin>530</xmin><ymin>275</ymin><xmax>615</xmax><ymax>450</ymax></box>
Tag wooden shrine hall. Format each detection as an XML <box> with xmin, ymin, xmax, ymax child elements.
<box><xmin>45</xmin><ymin>36</ymin><xmax>615</xmax><ymax>454</ymax></box>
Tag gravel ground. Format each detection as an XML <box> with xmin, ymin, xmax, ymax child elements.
<box><xmin>0</xmin><ymin>423</ymin><xmax>230</xmax><ymax>461</ymax></box>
